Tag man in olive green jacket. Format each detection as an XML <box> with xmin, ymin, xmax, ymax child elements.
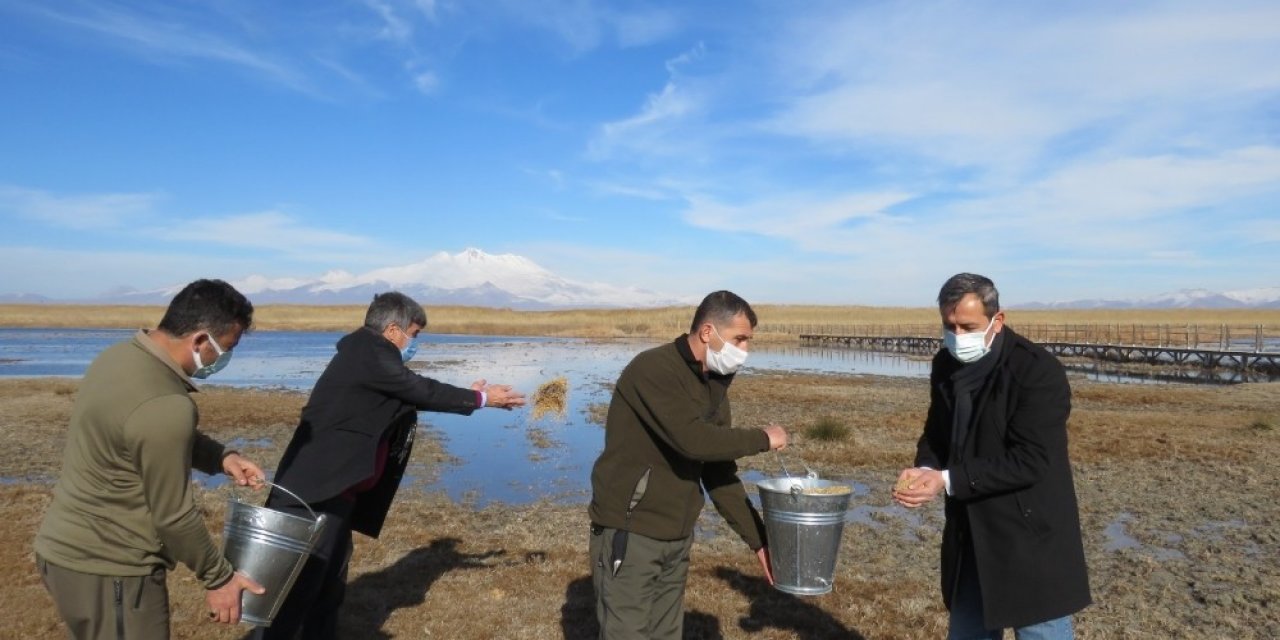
<box><xmin>35</xmin><ymin>279</ymin><xmax>267</xmax><ymax>639</ymax></box>
<box><xmin>588</xmin><ymin>290</ymin><xmax>788</xmax><ymax>639</ymax></box>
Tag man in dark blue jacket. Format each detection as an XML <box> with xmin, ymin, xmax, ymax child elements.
<box><xmin>252</xmin><ymin>291</ymin><xmax>525</xmax><ymax>639</ymax></box>
<box><xmin>893</xmin><ymin>273</ymin><xmax>1090</xmax><ymax>639</ymax></box>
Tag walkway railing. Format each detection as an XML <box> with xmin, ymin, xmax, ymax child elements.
<box><xmin>761</xmin><ymin>323</ymin><xmax>1279</xmax><ymax>353</ymax></box>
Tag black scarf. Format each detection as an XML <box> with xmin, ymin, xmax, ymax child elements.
<box><xmin>948</xmin><ymin>330</ymin><xmax>1005</xmax><ymax>466</ymax></box>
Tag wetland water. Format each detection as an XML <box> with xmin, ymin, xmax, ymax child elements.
<box><xmin>0</xmin><ymin>328</ymin><xmax>928</xmax><ymax>505</ymax></box>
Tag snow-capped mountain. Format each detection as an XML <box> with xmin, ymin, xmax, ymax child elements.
<box><xmin>96</xmin><ymin>248</ymin><xmax>695</xmax><ymax>309</ymax></box>
<box><xmin>1021</xmin><ymin>287</ymin><xmax>1280</xmax><ymax>309</ymax></box>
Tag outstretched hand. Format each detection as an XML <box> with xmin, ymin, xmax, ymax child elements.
<box><xmin>483</xmin><ymin>383</ymin><xmax>526</xmax><ymax>410</ymax></box>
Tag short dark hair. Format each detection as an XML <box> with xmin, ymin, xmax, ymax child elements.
<box><xmin>689</xmin><ymin>290</ymin><xmax>757</xmax><ymax>333</ymax></box>
<box><xmin>364</xmin><ymin>291</ymin><xmax>427</xmax><ymax>333</ymax></box>
<box><xmin>937</xmin><ymin>273</ymin><xmax>1000</xmax><ymax>318</ymax></box>
<box><xmin>157</xmin><ymin>279</ymin><xmax>254</xmax><ymax>337</ymax></box>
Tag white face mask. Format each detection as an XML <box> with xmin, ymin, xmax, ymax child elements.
<box><xmin>944</xmin><ymin>316</ymin><xmax>995</xmax><ymax>364</ymax></box>
<box><xmin>192</xmin><ymin>333</ymin><xmax>233</xmax><ymax>379</ymax></box>
<box><xmin>705</xmin><ymin>324</ymin><xmax>748</xmax><ymax>375</ymax></box>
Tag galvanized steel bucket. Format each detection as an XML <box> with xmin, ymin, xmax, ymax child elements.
<box><xmin>222</xmin><ymin>482</ymin><xmax>328</xmax><ymax>627</ymax></box>
<box><xmin>757</xmin><ymin>476</ymin><xmax>852</xmax><ymax>596</ymax></box>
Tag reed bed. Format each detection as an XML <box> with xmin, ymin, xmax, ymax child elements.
<box><xmin>3</xmin><ymin>303</ymin><xmax>1277</xmax><ymax>341</ymax></box>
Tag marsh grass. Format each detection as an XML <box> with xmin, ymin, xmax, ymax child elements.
<box><xmin>3</xmin><ymin>375</ymin><xmax>1279</xmax><ymax>638</ymax></box>
<box><xmin>805</xmin><ymin>415</ymin><xmax>852</xmax><ymax>442</ymax></box>
<box><xmin>3</xmin><ymin>303</ymin><xmax>1277</xmax><ymax>340</ymax></box>
<box><xmin>582</xmin><ymin>402</ymin><xmax>609</xmax><ymax>427</ymax></box>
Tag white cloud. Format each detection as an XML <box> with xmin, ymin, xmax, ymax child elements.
<box><xmin>765</xmin><ymin>2</ymin><xmax>1280</xmax><ymax>167</ymax></box>
<box><xmin>0</xmin><ymin>185</ymin><xmax>161</xmax><ymax>230</ymax></box>
<box><xmin>683</xmin><ymin>191</ymin><xmax>914</xmax><ymax>245</ymax></box>
<box><xmin>151</xmin><ymin>211</ymin><xmax>374</xmax><ymax>253</ymax></box>
<box><xmin>412</xmin><ymin>69</ymin><xmax>440</xmax><ymax>94</ymax></box>
<box><xmin>363</xmin><ymin>0</ymin><xmax>413</xmax><ymax>43</ymax></box>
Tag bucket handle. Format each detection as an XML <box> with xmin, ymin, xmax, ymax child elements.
<box><xmin>234</xmin><ymin>480</ymin><xmax>320</xmax><ymax>525</ymax></box>
<box><xmin>773</xmin><ymin>450</ymin><xmax>819</xmax><ymax>496</ymax></box>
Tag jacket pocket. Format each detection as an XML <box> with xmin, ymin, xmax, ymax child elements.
<box><xmin>626</xmin><ymin>466</ymin><xmax>651</xmax><ymax>515</ymax></box>
<box><xmin>1013</xmin><ymin>491</ymin><xmax>1052</xmax><ymax>539</ymax></box>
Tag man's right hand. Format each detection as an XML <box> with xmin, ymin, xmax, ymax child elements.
<box><xmin>484</xmin><ymin>383</ymin><xmax>527</xmax><ymax>410</ymax></box>
<box><xmin>205</xmin><ymin>571</ymin><xmax>264</xmax><ymax>626</ymax></box>
<box><xmin>763</xmin><ymin>424</ymin><xmax>788</xmax><ymax>450</ymax></box>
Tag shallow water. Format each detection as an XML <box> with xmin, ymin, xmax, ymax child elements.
<box><xmin>0</xmin><ymin>328</ymin><xmax>928</xmax><ymax>505</ymax></box>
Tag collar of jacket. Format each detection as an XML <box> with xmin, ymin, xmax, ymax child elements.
<box><xmin>673</xmin><ymin>333</ymin><xmax>736</xmax><ymax>383</ymax></box>
<box><xmin>345</xmin><ymin>325</ymin><xmax>400</xmax><ymax>355</ymax></box>
<box><xmin>135</xmin><ymin>329</ymin><xmax>198</xmax><ymax>392</ymax></box>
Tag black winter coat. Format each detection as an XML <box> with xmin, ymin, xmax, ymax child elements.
<box><xmin>914</xmin><ymin>327</ymin><xmax>1091</xmax><ymax>629</ymax></box>
<box><xmin>270</xmin><ymin>327</ymin><xmax>479</xmax><ymax>537</ymax></box>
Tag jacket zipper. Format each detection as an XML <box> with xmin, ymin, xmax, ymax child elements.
<box><xmin>113</xmin><ymin>578</ymin><xmax>125</xmax><ymax>640</ymax></box>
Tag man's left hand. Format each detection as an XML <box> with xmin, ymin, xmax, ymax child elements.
<box><xmin>756</xmin><ymin>547</ymin><xmax>775</xmax><ymax>585</ymax></box>
<box><xmin>222</xmin><ymin>452</ymin><xmax>265</xmax><ymax>488</ymax></box>
<box><xmin>892</xmin><ymin>467</ymin><xmax>945</xmax><ymax>508</ymax></box>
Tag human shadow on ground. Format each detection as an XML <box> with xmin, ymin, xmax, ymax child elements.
<box><xmin>338</xmin><ymin>537</ymin><xmax>505</xmax><ymax>639</ymax></box>
<box><xmin>559</xmin><ymin>576</ymin><xmax>723</xmax><ymax>639</ymax></box>
<box><xmin>714</xmin><ymin>567</ymin><xmax>866</xmax><ymax>640</ymax></box>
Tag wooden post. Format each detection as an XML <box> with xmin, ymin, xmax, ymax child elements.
<box><xmin>1257</xmin><ymin>325</ymin><xmax>1264</xmax><ymax>353</ymax></box>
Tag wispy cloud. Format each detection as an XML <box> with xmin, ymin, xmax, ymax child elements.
<box><xmin>12</xmin><ymin>2</ymin><xmax>314</xmax><ymax>94</ymax></box>
<box><xmin>488</xmin><ymin>1</ymin><xmax>684</xmax><ymax>53</ymax></box>
<box><xmin>362</xmin><ymin>0</ymin><xmax>414</xmax><ymax>43</ymax></box>
<box><xmin>590</xmin><ymin>44</ymin><xmax>708</xmax><ymax>158</ymax></box>
<box><xmin>0</xmin><ymin>185</ymin><xmax>161</xmax><ymax>230</ymax></box>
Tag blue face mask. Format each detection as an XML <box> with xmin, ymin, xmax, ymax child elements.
<box><xmin>395</xmin><ymin>325</ymin><xmax>418</xmax><ymax>363</ymax></box>
<box><xmin>192</xmin><ymin>333</ymin><xmax>233</xmax><ymax>379</ymax></box>
<box><xmin>400</xmin><ymin>336</ymin><xmax>418</xmax><ymax>363</ymax></box>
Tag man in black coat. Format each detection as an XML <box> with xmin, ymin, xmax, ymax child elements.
<box><xmin>893</xmin><ymin>273</ymin><xmax>1090</xmax><ymax>639</ymax></box>
<box><xmin>251</xmin><ymin>291</ymin><xmax>525</xmax><ymax>639</ymax></box>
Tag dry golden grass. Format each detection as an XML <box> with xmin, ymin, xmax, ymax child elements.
<box><xmin>2</xmin><ymin>375</ymin><xmax>1277</xmax><ymax>638</ymax></box>
<box><xmin>3</xmin><ymin>303</ymin><xmax>1277</xmax><ymax>340</ymax></box>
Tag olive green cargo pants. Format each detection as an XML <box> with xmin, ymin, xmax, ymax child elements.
<box><xmin>590</xmin><ymin>525</ymin><xmax>695</xmax><ymax>640</ymax></box>
<box><xmin>37</xmin><ymin>554</ymin><xmax>171</xmax><ymax>640</ymax></box>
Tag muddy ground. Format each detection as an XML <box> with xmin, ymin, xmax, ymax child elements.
<box><xmin>1</xmin><ymin>372</ymin><xmax>1277</xmax><ymax>639</ymax></box>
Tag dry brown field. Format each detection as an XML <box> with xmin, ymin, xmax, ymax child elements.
<box><xmin>2</xmin><ymin>368</ymin><xmax>1277</xmax><ymax>639</ymax></box>
<box><xmin>2</xmin><ymin>303</ymin><xmax>1278</xmax><ymax>339</ymax></box>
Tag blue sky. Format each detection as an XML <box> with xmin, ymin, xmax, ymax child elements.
<box><xmin>1</xmin><ymin>0</ymin><xmax>1278</xmax><ymax>306</ymax></box>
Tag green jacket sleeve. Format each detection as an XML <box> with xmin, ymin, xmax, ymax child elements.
<box><xmin>192</xmin><ymin>431</ymin><xmax>228</xmax><ymax>477</ymax></box>
<box><xmin>619</xmin><ymin>361</ymin><xmax>768</xmax><ymax>462</ymax></box>
<box><xmin>124</xmin><ymin>395</ymin><xmax>235</xmax><ymax>589</ymax></box>
<box><xmin>703</xmin><ymin>460</ymin><xmax>767</xmax><ymax>550</ymax></box>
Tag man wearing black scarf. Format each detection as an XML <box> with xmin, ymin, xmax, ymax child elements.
<box><xmin>893</xmin><ymin>273</ymin><xmax>1090</xmax><ymax>639</ymax></box>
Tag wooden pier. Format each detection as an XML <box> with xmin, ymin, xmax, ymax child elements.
<box><xmin>798</xmin><ymin>334</ymin><xmax>1280</xmax><ymax>373</ymax></box>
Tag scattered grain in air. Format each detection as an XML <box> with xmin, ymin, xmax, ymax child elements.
<box><xmin>531</xmin><ymin>376</ymin><xmax>568</xmax><ymax>421</ymax></box>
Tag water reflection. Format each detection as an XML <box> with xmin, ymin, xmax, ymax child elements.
<box><xmin>4</xmin><ymin>329</ymin><xmax>931</xmax><ymax>505</ymax></box>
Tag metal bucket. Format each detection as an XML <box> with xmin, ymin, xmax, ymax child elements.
<box><xmin>222</xmin><ymin>482</ymin><xmax>328</xmax><ymax>627</ymax></box>
<box><xmin>757</xmin><ymin>476</ymin><xmax>853</xmax><ymax>596</ymax></box>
